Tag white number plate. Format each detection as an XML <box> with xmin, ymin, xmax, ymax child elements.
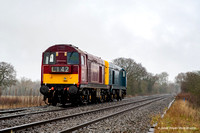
<box><xmin>52</xmin><ymin>67</ymin><xmax>69</xmax><ymax>72</ymax></box>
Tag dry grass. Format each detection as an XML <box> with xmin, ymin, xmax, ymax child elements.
<box><xmin>126</xmin><ymin>95</ymin><xmax>135</xmax><ymax>98</ymax></box>
<box><xmin>0</xmin><ymin>96</ymin><xmax>45</xmax><ymax>109</ymax></box>
<box><xmin>151</xmin><ymin>99</ymin><xmax>200</xmax><ymax>133</ymax></box>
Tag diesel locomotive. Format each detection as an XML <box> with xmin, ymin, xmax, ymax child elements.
<box><xmin>40</xmin><ymin>44</ymin><xmax>127</xmax><ymax>105</ymax></box>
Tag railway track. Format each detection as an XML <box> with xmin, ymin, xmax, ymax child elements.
<box><xmin>59</xmin><ymin>97</ymin><xmax>166</xmax><ymax>133</ymax></box>
<box><xmin>0</xmin><ymin>96</ymin><xmax>142</xmax><ymax>120</ymax></box>
<box><xmin>0</xmin><ymin>95</ymin><xmax>167</xmax><ymax>133</ymax></box>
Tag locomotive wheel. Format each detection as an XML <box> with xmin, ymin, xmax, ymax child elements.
<box><xmin>52</xmin><ymin>96</ymin><xmax>57</xmax><ymax>106</ymax></box>
<box><xmin>52</xmin><ymin>101</ymin><xmax>57</xmax><ymax>106</ymax></box>
<box><xmin>110</xmin><ymin>95</ymin><xmax>114</xmax><ymax>102</ymax></box>
<box><xmin>99</xmin><ymin>95</ymin><xmax>104</xmax><ymax>103</ymax></box>
<box><xmin>61</xmin><ymin>102</ymin><xmax>66</xmax><ymax>106</ymax></box>
<box><xmin>79</xmin><ymin>96</ymin><xmax>88</xmax><ymax>105</ymax></box>
<box><xmin>117</xmin><ymin>95</ymin><xmax>120</xmax><ymax>101</ymax></box>
<box><xmin>119</xmin><ymin>96</ymin><xmax>122</xmax><ymax>101</ymax></box>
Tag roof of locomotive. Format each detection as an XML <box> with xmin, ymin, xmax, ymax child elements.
<box><xmin>109</xmin><ymin>62</ymin><xmax>123</xmax><ymax>71</ymax></box>
<box><xmin>44</xmin><ymin>44</ymin><xmax>105</xmax><ymax>65</ymax></box>
<box><xmin>44</xmin><ymin>44</ymin><xmax>85</xmax><ymax>53</ymax></box>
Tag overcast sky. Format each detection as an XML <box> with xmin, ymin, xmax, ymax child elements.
<box><xmin>0</xmin><ymin>0</ymin><xmax>200</xmax><ymax>82</ymax></box>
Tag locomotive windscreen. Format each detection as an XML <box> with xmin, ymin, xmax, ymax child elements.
<box><xmin>67</xmin><ymin>52</ymin><xmax>79</xmax><ymax>64</ymax></box>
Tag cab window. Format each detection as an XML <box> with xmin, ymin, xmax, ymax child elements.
<box><xmin>123</xmin><ymin>71</ymin><xmax>126</xmax><ymax>77</ymax></box>
<box><xmin>67</xmin><ymin>52</ymin><xmax>79</xmax><ymax>64</ymax></box>
<box><xmin>45</xmin><ymin>55</ymin><xmax>49</xmax><ymax>64</ymax></box>
<box><xmin>81</xmin><ymin>55</ymin><xmax>85</xmax><ymax>65</ymax></box>
<box><xmin>49</xmin><ymin>53</ymin><xmax>54</xmax><ymax>63</ymax></box>
<box><xmin>43</xmin><ymin>52</ymin><xmax>56</xmax><ymax>64</ymax></box>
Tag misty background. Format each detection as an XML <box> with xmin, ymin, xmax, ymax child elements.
<box><xmin>1</xmin><ymin>0</ymin><xmax>200</xmax><ymax>81</ymax></box>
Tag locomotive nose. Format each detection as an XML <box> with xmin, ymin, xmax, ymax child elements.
<box><xmin>40</xmin><ymin>85</ymin><xmax>49</xmax><ymax>96</ymax></box>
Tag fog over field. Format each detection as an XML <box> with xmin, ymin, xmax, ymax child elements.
<box><xmin>0</xmin><ymin>0</ymin><xmax>200</xmax><ymax>81</ymax></box>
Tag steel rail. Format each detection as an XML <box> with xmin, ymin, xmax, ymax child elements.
<box><xmin>59</xmin><ymin>97</ymin><xmax>167</xmax><ymax>133</ymax></box>
<box><xmin>0</xmin><ymin>108</ymin><xmax>70</xmax><ymax>120</ymax></box>
<box><xmin>0</xmin><ymin>105</ymin><xmax>51</xmax><ymax>114</ymax></box>
<box><xmin>0</xmin><ymin>109</ymin><xmax>27</xmax><ymax>114</ymax></box>
<box><xmin>0</xmin><ymin>96</ymin><xmax>166</xmax><ymax>133</ymax></box>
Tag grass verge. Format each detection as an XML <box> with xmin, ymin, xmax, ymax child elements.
<box><xmin>151</xmin><ymin>99</ymin><xmax>200</xmax><ymax>133</ymax></box>
<box><xmin>0</xmin><ymin>96</ymin><xmax>45</xmax><ymax>109</ymax></box>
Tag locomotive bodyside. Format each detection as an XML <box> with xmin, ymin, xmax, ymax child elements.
<box><xmin>109</xmin><ymin>63</ymin><xmax>127</xmax><ymax>100</ymax></box>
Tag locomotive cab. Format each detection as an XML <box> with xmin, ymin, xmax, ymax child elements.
<box><xmin>40</xmin><ymin>45</ymin><xmax>83</xmax><ymax>105</ymax></box>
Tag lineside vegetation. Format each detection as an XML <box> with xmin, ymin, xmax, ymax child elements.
<box><xmin>113</xmin><ymin>58</ymin><xmax>180</xmax><ymax>95</ymax></box>
<box><xmin>0</xmin><ymin>78</ymin><xmax>44</xmax><ymax>109</ymax></box>
<box><xmin>152</xmin><ymin>71</ymin><xmax>200</xmax><ymax>132</ymax></box>
<box><xmin>152</xmin><ymin>98</ymin><xmax>200</xmax><ymax>133</ymax></box>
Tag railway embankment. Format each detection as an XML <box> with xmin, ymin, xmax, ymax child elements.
<box><xmin>151</xmin><ymin>95</ymin><xmax>200</xmax><ymax>133</ymax></box>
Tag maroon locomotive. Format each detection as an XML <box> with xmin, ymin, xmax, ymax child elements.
<box><xmin>40</xmin><ymin>44</ymin><xmax>126</xmax><ymax>105</ymax></box>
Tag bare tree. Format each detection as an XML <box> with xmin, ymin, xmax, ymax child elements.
<box><xmin>175</xmin><ymin>73</ymin><xmax>186</xmax><ymax>84</ymax></box>
<box><xmin>113</xmin><ymin>58</ymin><xmax>147</xmax><ymax>80</ymax></box>
<box><xmin>113</xmin><ymin>58</ymin><xmax>153</xmax><ymax>95</ymax></box>
<box><xmin>13</xmin><ymin>77</ymin><xmax>40</xmax><ymax>96</ymax></box>
<box><xmin>0</xmin><ymin>62</ymin><xmax>16</xmax><ymax>96</ymax></box>
<box><xmin>145</xmin><ymin>73</ymin><xmax>158</xmax><ymax>93</ymax></box>
<box><xmin>113</xmin><ymin>58</ymin><xmax>176</xmax><ymax>95</ymax></box>
<box><xmin>156</xmin><ymin>72</ymin><xmax>169</xmax><ymax>85</ymax></box>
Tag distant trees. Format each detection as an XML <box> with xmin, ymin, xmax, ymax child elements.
<box><xmin>113</xmin><ymin>57</ymin><xmax>177</xmax><ymax>95</ymax></box>
<box><xmin>154</xmin><ymin>72</ymin><xmax>169</xmax><ymax>93</ymax></box>
<box><xmin>175</xmin><ymin>73</ymin><xmax>186</xmax><ymax>84</ymax></box>
<box><xmin>113</xmin><ymin>58</ymin><xmax>147</xmax><ymax>94</ymax></box>
<box><xmin>0</xmin><ymin>62</ymin><xmax>16</xmax><ymax>96</ymax></box>
<box><xmin>3</xmin><ymin>77</ymin><xmax>41</xmax><ymax>96</ymax></box>
<box><xmin>145</xmin><ymin>73</ymin><xmax>158</xmax><ymax>93</ymax></box>
<box><xmin>176</xmin><ymin>71</ymin><xmax>200</xmax><ymax>105</ymax></box>
<box><xmin>0</xmin><ymin>62</ymin><xmax>41</xmax><ymax>97</ymax></box>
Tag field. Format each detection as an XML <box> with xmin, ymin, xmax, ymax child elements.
<box><xmin>151</xmin><ymin>98</ymin><xmax>200</xmax><ymax>133</ymax></box>
<box><xmin>0</xmin><ymin>96</ymin><xmax>44</xmax><ymax>109</ymax></box>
